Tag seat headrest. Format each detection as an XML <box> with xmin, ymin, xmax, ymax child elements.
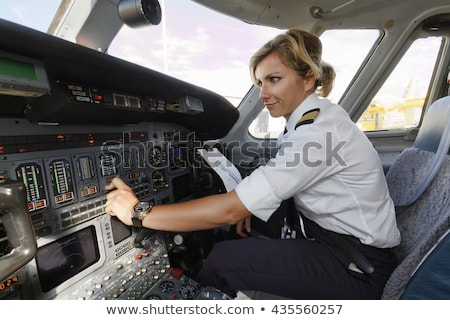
<box><xmin>413</xmin><ymin>96</ymin><xmax>450</xmax><ymax>154</ymax></box>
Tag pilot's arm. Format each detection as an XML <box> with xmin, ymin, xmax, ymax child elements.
<box><xmin>105</xmin><ymin>177</ymin><xmax>251</xmax><ymax>236</ymax></box>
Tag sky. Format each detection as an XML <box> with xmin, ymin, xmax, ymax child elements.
<box><xmin>0</xmin><ymin>0</ymin><xmax>60</xmax><ymax>32</ymax></box>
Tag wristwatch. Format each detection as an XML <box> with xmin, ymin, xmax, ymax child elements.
<box><xmin>132</xmin><ymin>201</ymin><xmax>153</xmax><ymax>227</ymax></box>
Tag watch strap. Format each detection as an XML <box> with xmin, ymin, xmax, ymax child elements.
<box><xmin>132</xmin><ymin>217</ymin><xmax>143</xmax><ymax>228</ymax></box>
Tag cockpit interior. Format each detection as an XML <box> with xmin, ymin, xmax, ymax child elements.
<box><xmin>1</xmin><ymin>0</ymin><xmax>450</xmax><ymax>300</ymax></box>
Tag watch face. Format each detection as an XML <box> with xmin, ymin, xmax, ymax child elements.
<box><xmin>134</xmin><ymin>201</ymin><xmax>150</xmax><ymax>213</ymax></box>
<box><xmin>133</xmin><ymin>201</ymin><xmax>153</xmax><ymax>221</ymax></box>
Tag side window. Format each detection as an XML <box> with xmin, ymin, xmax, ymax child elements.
<box><xmin>249</xmin><ymin>29</ymin><xmax>381</xmax><ymax>139</ymax></box>
<box><xmin>249</xmin><ymin>109</ymin><xmax>285</xmax><ymax>139</ymax></box>
<box><xmin>357</xmin><ymin>37</ymin><xmax>442</xmax><ymax>131</ymax></box>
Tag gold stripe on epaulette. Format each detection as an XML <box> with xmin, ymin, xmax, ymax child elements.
<box><xmin>295</xmin><ymin>108</ymin><xmax>320</xmax><ymax>129</ymax></box>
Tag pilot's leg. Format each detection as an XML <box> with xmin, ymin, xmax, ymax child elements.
<box><xmin>196</xmin><ymin>236</ymin><xmax>390</xmax><ymax>299</ymax></box>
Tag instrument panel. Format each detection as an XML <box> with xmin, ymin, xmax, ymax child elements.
<box><xmin>0</xmin><ymin>120</ymin><xmax>226</xmax><ymax>300</ymax></box>
<box><xmin>0</xmin><ymin>123</ymin><xmax>194</xmax><ymax>237</ymax></box>
<box><xmin>0</xmin><ymin>19</ymin><xmax>237</xmax><ymax>300</ymax></box>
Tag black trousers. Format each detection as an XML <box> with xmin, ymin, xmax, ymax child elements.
<box><xmin>196</xmin><ymin>207</ymin><xmax>397</xmax><ymax>299</ymax></box>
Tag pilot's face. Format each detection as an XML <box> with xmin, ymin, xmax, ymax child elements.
<box><xmin>255</xmin><ymin>52</ymin><xmax>315</xmax><ymax>121</ymax></box>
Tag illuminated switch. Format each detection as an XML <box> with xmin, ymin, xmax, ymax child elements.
<box><xmin>93</xmin><ymin>94</ymin><xmax>103</xmax><ymax>102</ymax></box>
<box><xmin>170</xmin><ymin>268</ymin><xmax>183</xmax><ymax>279</ymax></box>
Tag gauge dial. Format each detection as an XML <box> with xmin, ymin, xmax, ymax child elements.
<box><xmin>151</xmin><ymin>170</ymin><xmax>168</xmax><ymax>192</ymax></box>
<box><xmin>159</xmin><ymin>280</ymin><xmax>175</xmax><ymax>293</ymax></box>
<box><xmin>179</xmin><ymin>283</ymin><xmax>197</xmax><ymax>299</ymax></box>
<box><xmin>148</xmin><ymin>146</ymin><xmax>166</xmax><ymax>168</ymax></box>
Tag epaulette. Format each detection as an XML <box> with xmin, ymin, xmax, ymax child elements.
<box><xmin>295</xmin><ymin>108</ymin><xmax>320</xmax><ymax>129</ymax></box>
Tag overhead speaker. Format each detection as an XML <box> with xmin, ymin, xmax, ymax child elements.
<box><xmin>118</xmin><ymin>0</ymin><xmax>162</xmax><ymax>28</ymax></box>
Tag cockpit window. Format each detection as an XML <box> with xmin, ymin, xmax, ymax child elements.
<box><xmin>108</xmin><ymin>0</ymin><xmax>281</xmax><ymax>107</ymax></box>
<box><xmin>357</xmin><ymin>36</ymin><xmax>442</xmax><ymax>131</ymax></box>
<box><xmin>1</xmin><ymin>0</ymin><xmax>280</xmax><ymax>108</ymax></box>
<box><xmin>321</xmin><ymin>29</ymin><xmax>382</xmax><ymax>102</ymax></box>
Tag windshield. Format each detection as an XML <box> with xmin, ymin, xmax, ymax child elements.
<box><xmin>109</xmin><ymin>1</ymin><xmax>281</xmax><ymax>106</ymax></box>
<box><xmin>0</xmin><ymin>0</ymin><xmax>280</xmax><ymax>107</ymax></box>
<box><xmin>0</xmin><ymin>0</ymin><xmax>415</xmax><ymax>122</ymax></box>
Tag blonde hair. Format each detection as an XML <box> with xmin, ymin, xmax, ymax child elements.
<box><xmin>249</xmin><ymin>29</ymin><xmax>335</xmax><ymax>97</ymax></box>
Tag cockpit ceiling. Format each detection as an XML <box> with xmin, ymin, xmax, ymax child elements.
<box><xmin>192</xmin><ymin>0</ymin><xmax>450</xmax><ymax>31</ymax></box>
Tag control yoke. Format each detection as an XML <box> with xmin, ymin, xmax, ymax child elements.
<box><xmin>0</xmin><ymin>180</ymin><xmax>37</xmax><ymax>282</ymax></box>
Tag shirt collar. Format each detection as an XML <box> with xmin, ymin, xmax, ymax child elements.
<box><xmin>285</xmin><ymin>93</ymin><xmax>320</xmax><ymax>133</ymax></box>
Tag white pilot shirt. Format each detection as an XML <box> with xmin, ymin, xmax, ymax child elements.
<box><xmin>235</xmin><ymin>93</ymin><xmax>401</xmax><ymax>248</ymax></box>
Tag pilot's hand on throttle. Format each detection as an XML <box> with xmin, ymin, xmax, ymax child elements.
<box><xmin>235</xmin><ymin>216</ymin><xmax>251</xmax><ymax>238</ymax></box>
<box><xmin>105</xmin><ymin>177</ymin><xmax>139</xmax><ymax>226</ymax></box>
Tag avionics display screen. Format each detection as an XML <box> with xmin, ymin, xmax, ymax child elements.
<box><xmin>35</xmin><ymin>226</ymin><xmax>100</xmax><ymax>292</ymax></box>
<box><xmin>111</xmin><ymin>216</ymin><xmax>132</xmax><ymax>245</ymax></box>
<box><xmin>0</xmin><ymin>52</ymin><xmax>50</xmax><ymax>97</ymax></box>
<box><xmin>48</xmin><ymin>158</ymin><xmax>75</xmax><ymax>205</ymax></box>
<box><xmin>0</xmin><ymin>57</ymin><xmax>37</xmax><ymax>79</ymax></box>
<box><xmin>15</xmin><ymin>162</ymin><xmax>48</xmax><ymax>212</ymax></box>
<box><xmin>172</xmin><ymin>173</ymin><xmax>191</xmax><ymax>202</ymax></box>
